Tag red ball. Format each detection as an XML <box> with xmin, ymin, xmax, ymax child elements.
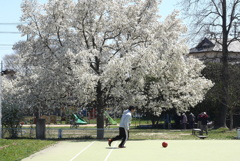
<box><xmin>162</xmin><ymin>142</ymin><xmax>168</xmax><ymax>148</ymax></box>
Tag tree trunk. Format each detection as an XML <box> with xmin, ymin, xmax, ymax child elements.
<box><xmin>219</xmin><ymin>0</ymin><xmax>229</xmax><ymax>128</ymax></box>
<box><xmin>151</xmin><ymin>119</ymin><xmax>156</xmax><ymax>128</ymax></box>
<box><xmin>229</xmin><ymin>107</ymin><xmax>233</xmax><ymax>130</ymax></box>
<box><xmin>96</xmin><ymin>81</ymin><xmax>104</xmax><ymax>139</ymax></box>
<box><xmin>34</xmin><ymin>107</ymin><xmax>40</xmax><ymax>119</ymax></box>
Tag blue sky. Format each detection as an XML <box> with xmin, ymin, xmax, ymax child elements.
<box><xmin>0</xmin><ymin>0</ymin><xmax>180</xmax><ymax>64</ymax></box>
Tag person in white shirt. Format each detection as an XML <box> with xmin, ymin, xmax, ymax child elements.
<box><xmin>108</xmin><ymin>106</ymin><xmax>135</xmax><ymax>148</ymax></box>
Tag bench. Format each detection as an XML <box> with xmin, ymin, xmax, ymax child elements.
<box><xmin>197</xmin><ymin>135</ymin><xmax>208</xmax><ymax>139</ymax></box>
<box><xmin>192</xmin><ymin>128</ymin><xmax>201</xmax><ymax>135</ymax></box>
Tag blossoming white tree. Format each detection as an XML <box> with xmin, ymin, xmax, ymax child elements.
<box><xmin>1</xmin><ymin>75</ymin><xmax>28</xmax><ymax>138</ymax></box>
<box><xmin>12</xmin><ymin>0</ymin><xmax>213</xmax><ymax>138</ymax></box>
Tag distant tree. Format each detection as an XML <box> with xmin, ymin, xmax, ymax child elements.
<box><xmin>201</xmin><ymin>63</ymin><xmax>240</xmax><ymax>130</ymax></box>
<box><xmin>3</xmin><ymin>54</ymin><xmax>33</xmax><ymax>77</ymax></box>
<box><xmin>3</xmin><ymin>54</ymin><xmax>18</xmax><ymax>71</ymax></box>
<box><xmin>180</xmin><ymin>0</ymin><xmax>240</xmax><ymax>128</ymax></box>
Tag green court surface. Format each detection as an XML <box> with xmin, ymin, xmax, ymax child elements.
<box><xmin>22</xmin><ymin>140</ymin><xmax>240</xmax><ymax>161</ymax></box>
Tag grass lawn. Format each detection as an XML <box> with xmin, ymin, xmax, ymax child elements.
<box><xmin>130</xmin><ymin>128</ymin><xmax>237</xmax><ymax>140</ymax></box>
<box><xmin>0</xmin><ymin>139</ymin><xmax>56</xmax><ymax>161</ymax></box>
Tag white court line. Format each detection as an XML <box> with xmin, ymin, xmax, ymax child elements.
<box><xmin>104</xmin><ymin>141</ymin><xmax>119</xmax><ymax>161</ymax></box>
<box><xmin>69</xmin><ymin>141</ymin><xmax>95</xmax><ymax>161</ymax></box>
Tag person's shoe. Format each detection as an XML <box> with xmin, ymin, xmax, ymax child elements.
<box><xmin>118</xmin><ymin>145</ymin><xmax>126</xmax><ymax>148</ymax></box>
<box><xmin>108</xmin><ymin>139</ymin><xmax>112</xmax><ymax>146</ymax></box>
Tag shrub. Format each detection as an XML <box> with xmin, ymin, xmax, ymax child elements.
<box><xmin>2</xmin><ymin>102</ymin><xmax>25</xmax><ymax>138</ymax></box>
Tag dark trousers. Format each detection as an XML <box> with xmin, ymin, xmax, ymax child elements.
<box><xmin>189</xmin><ymin>121</ymin><xmax>194</xmax><ymax>129</ymax></box>
<box><xmin>111</xmin><ymin>127</ymin><xmax>129</xmax><ymax>146</ymax></box>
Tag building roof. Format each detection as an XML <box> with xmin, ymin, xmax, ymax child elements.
<box><xmin>190</xmin><ymin>37</ymin><xmax>240</xmax><ymax>53</ymax></box>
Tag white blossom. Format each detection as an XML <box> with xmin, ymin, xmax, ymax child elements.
<box><xmin>9</xmin><ymin>0</ymin><xmax>213</xmax><ymax>121</ymax></box>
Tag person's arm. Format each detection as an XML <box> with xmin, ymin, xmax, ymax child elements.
<box><xmin>124</xmin><ymin>115</ymin><xmax>131</xmax><ymax>130</ymax></box>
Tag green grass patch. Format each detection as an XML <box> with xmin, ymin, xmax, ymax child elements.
<box><xmin>129</xmin><ymin>128</ymin><xmax>237</xmax><ymax>140</ymax></box>
<box><xmin>0</xmin><ymin>139</ymin><xmax>56</xmax><ymax>161</ymax></box>
<box><xmin>43</xmin><ymin>125</ymin><xmax>238</xmax><ymax>140</ymax></box>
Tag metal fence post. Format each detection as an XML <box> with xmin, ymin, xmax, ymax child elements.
<box><xmin>58</xmin><ymin>129</ymin><xmax>62</xmax><ymax>139</ymax></box>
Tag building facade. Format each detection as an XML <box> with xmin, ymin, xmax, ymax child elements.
<box><xmin>189</xmin><ymin>37</ymin><xmax>240</xmax><ymax>63</ymax></box>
